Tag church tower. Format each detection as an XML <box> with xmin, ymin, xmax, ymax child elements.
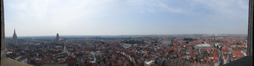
<box><xmin>56</xmin><ymin>33</ymin><xmax>59</xmax><ymax>43</ymax></box>
<box><xmin>12</xmin><ymin>29</ymin><xmax>18</xmax><ymax>46</ymax></box>
<box><xmin>64</xmin><ymin>44</ymin><xmax>67</xmax><ymax>53</ymax></box>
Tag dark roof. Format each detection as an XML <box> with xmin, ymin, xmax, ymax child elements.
<box><xmin>223</xmin><ymin>56</ymin><xmax>253</xmax><ymax>66</ymax></box>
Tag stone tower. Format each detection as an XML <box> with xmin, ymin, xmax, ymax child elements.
<box><xmin>56</xmin><ymin>33</ymin><xmax>59</xmax><ymax>43</ymax></box>
<box><xmin>64</xmin><ymin>44</ymin><xmax>67</xmax><ymax>53</ymax></box>
<box><xmin>1</xmin><ymin>0</ymin><xmax>6</xmax><ymax>58</ymax></box>
<box><xmin>12</xmin><ymin>29</ymin><xmax>18</xmax><ymax>46</ymax></box>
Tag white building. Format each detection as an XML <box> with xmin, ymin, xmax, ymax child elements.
<box><xmin>195</xmin><ymin>44</ymin><xmax>212</xmax><ymax>49</ymax></box>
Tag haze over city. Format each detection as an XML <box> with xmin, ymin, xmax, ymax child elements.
<box><xmin>4</xmin><ymin>0</ymin><xmax>249</xmax><ymax>36</ymax></box>
<box><xmin>2</xmin><ymin>0</ymin><xmax>253</xmax><ymax>66</ymax></box>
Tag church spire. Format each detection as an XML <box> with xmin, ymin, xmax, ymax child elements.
<box><xmin>13</xmin><ymin>29</ymin><xmax>18</xmax><ymax>46</ymax></box>
<box><xmin>14</xmin><ymin>29</ymin><xmax>16</xmax><ymax>35</ymax></box>
<box><xmin>56</xmin><ymin>33</ymin><xmax>59</xmax><ymax>43</ymax></box>
<box><xmin>13</xmin><ymin>29</ymin><xmax>17</xmax><ymax>38</ymax></box>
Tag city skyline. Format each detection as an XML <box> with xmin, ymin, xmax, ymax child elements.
<box><xmin>5</xmin><ymin>30</ymin><xmax>248</xmax><ymax>38</ymax></box>
<box><xmin>4</xmin><ymin>0</ymin><xmax>249</xmax><ymax>36</ymax></box>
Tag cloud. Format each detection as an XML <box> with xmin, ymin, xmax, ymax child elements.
<box><xmin>4</xmin><ymin>0</ymin><xmax>249</xmax><ymax>36</ymax></box>
<box><xmin>5</xmin><ymin>0</ymin><xmax>118</xmax><ymax>36</ymax></box>
<box><xmin>190</xmin><ymin>0</ymin><xmax>248</xmax><ymax>16</ymax></box>
<box><xmin>156</xmin><ymin>1</ymin><xmax>184</xmax><ymax>13</ymax></box>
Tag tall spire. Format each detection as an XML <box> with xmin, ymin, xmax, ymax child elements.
<box><xmin>14</xmin><ymin>29</ymin><xmax>16</xmax><ymax>36</ymax></box>
<box><xmin>56</xmin><ymin>33</ymin><xmax>59</xmax><ymax>43</ymax></box>
<box><xmin>13</xmin><ymin>29</ymin><xmax>17</xmax><ymax>38</ymax></box>
<box><xmin>13</xmin><ymin>29</ymin><xmax>18</xmax><ymax>46</ymax></box>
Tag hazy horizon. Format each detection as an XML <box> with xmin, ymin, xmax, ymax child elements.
<box><xmin>4</xmin><ymin>0</ymin><xmax>249</xmax><ymax>36</ymax></box>
<box><xmin>5</xmin><ymin>33</ymin><xmax>248</xmax><ymax>38</ymax></box>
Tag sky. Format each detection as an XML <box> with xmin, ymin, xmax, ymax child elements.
<box><xmin>4</xmin><ymin>0</ymin><xmax>249</xmax><ymax>36</ymax></box>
